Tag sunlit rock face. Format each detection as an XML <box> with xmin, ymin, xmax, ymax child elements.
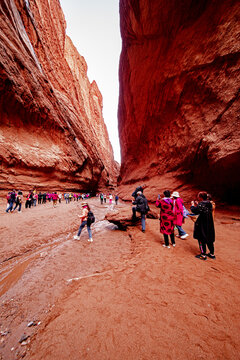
<box><xmin>0</xmin><ymin>0</ymin><xmax>119</xmax><ymax>193</ymax></box>
<box><xmin>118</xmin><ymin>0</ymin><xmax>240</xmax><ymax>202</ymax></box>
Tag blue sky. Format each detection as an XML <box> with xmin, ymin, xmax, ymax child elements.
<box><xmin>60</xmin><ymin>0</ymin><xmax>121</xmax><ymax>162</ymax></box>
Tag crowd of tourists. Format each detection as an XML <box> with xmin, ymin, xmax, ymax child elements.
<box><xmin>5</xmin><ymin>185</ymin><xmax>216</xmax><ymax>261</ymax></box>
<box><xmin>98</xmin><ymin>193</ymin><xmax>119</xmax><ymax>205</ymax></box>
<box><xmin>131</xmin><ymin>184</ymin><xmax>216</xmax><ymax>261</ymax></box>
<box><xmin>5</xmin><ymin>189</ymin><xmax>92</xmax><ymax>212</ymax></box>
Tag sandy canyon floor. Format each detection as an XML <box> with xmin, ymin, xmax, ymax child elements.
<box><xmin>0</xmin><ymin>197</ymin><xmax>239</xmax><ymax>360</ymax></box>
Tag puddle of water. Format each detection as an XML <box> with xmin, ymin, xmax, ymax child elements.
<box><xmin>0</xmin><ymin>257</ymin><xmax>35</xmax><ymax>296</ymax></box>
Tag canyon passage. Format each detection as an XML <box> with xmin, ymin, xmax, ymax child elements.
<box><xmin>1</xmin><ymin>1</ymin><xmax>240</xmax><ymax>360</ymax></box>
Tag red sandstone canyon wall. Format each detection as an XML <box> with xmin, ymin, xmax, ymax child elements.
<box><xmin>118</xmin><ymin>0</ymin><xmax>240</xmax><ymax>202</ymax></box>
<box><xmin>0</xmin><ymin>0</ymin><xmax>119</xmax><ymax>193</ymax></box>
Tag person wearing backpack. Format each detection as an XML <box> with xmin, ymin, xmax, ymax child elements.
<box><xmin>74</xmin><ymin>202</ymin><xmax>94</xmax><ymax>242</ymax></box>
<box><xmin>132</xmin><ymin>191</ymin><xmax>149</xmax><ymax>232</ymax></box>
<box><xmin>131</xmin><ymin>184</ymin><xmax>146</xmax><ymax>200</ymax></box>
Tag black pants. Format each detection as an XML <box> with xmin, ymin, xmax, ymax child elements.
<box><xmin>163</xmin><ymin>233</ymin><xmax>175</xmax><ymax>246</ymax></box>
<box><xmin>198</xmin><ymin>240</ymin><xmax>214</xmax><ymax>255</ymax></box>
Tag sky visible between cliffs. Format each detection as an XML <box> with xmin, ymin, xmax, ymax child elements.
<box><xmin>60</xmin><ymin>0</ymin><xmax>121</xmax><ymax>163</ymax></box>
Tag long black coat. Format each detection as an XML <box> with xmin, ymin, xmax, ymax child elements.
<box><xmin>191</xmin><ymin>200</ymin><xmax>215</xmax><ymax>244</ymax></box>
<box><xmin>133</xmin><ymin>194</ymin><xmax>149</xmax><ymax>214</ymax></box>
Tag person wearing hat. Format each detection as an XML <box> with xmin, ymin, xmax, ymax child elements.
<box><xmin>74</xmin><ymin>202</ymin><xmax>93</xmax><ymax>242</ymax></box>
<box><xmin>172</xmin><ymin>191</ymin><xmax>188</xmax><ymax>239</ymax></box>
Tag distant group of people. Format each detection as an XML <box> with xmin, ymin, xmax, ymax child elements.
<box><xmin>64</xmin><ymin>193</ymin><xmax>91</xmax><ymax>204</ymax></box>
<box><xmin>98</xmin><ymin>193</ymin><xmax>119</xmax><ymax>205</ymax></box>
<box><xmin>131</xmin><ymin>184</ymin><xmax>216</xmax><ymax>261</ymax></box>
<box><xmin>5</xmin><ymin>189</ymin><xmax>93</xmax><ymax>212</ymax></box>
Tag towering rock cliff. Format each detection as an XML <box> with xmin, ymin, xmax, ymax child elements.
<box><xmin>118</xmin><ymin>0</ymin><xmax>240</xmax><ymax>202</ymax></box>
<box><xmin>0</xmin><ymin>0</ymin><xmax>118</xmax><ymax>193</ymax></box>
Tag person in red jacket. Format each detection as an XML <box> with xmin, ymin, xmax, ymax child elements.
<box><xmin>156</xmin><ymin>190</ymin><xmax>175</xmax><ymax>248</ymax></box>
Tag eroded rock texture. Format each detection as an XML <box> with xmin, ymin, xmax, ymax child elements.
<box><xmin>118</xmin><ymin>0</ymin><xmax>240</xmax><ymax>202</ymax></box>
<box><xmin>0</xmin><ymin>0</ymin><xmax>118</xmax><ymax>193</ymax></box>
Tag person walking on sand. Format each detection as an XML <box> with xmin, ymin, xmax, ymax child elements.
<box><xmin>6</xmin><ymin>190</ymin><xmax>16</xmax><ymax>213</ymax></box>
<box><xmin>13</xmin><ymin>190</ymin><xmax>23</xmax><ymax>212</ymax></box>
<box><xmin>190</xmin><ymin>191</ymin><xmax>215</xmax><ymax>260</ymax></box>
<box><xmin>132</xmin><ymin>191</ymin><xmax>149</xmax><ymax>233</ymax></box>
<box><xmin>156</xmin><ymin>190</ymin><xmax>175</xmax><ymax>248</ymax></box>
<box><xmin>74</xmin><ymin>202</ymin><xmax>94</xmax><ymax>242</ymax></box>
<box><xmin>172</xmin><ymin>191</ymin><xmax>188</xmax><ymax>239</ymax></box>
<box><xmin>52</xmin><ymin>192</ymin><xmax>58</xmax><ymax>207</ymax></box>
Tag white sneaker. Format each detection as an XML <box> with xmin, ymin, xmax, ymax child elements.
<box><xmin>88</xmin><ymin>238</ymin><xmax>93</xmax><ymax>242</ymax></box>
<box><xmin>180</xmin><ymin>234</ymin><xmax>189</xmax><ymax>239</ymax></box>
<box><xmin>162</xmin><ymin>244</ymin><xmax>170</xmax><ymax>248</ymax></box>
<box><xmin>172</xmin><ymin>244</ymin><xmax>176</xmax><ymax>247</ymax></box>
<box><xmin>74</xmin><ymin>235</ymin><xmax>80</xmax><ymax>240</ymax></box>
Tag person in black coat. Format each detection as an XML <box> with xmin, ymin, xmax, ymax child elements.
<box><xmin>131</xmin><ymin>184</ymin><xmax>146</xmax><ymax>200</ymax></box>
<box><xmin>190</xmin><ymin>191</ymin><xmax>215</xmax><ymax>260</ymax></box>
<box><xmin>132</xmin><ymin>191</ymin><xmax>149</xmax><ymax>232</ymax></box>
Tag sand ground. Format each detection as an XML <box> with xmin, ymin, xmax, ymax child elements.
<box><xmin>0</xmin><ymin>197</ymin><xmax>239</xmax><ymax>360</ymax></box>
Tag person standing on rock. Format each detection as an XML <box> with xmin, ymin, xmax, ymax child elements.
<box><xmin>104</xmin><ymin>194</ymin><xmax>107</xmax><ymax>203</ymax></box>
<box><xmin>132</xmin><ymin>191</ymin><xmax>149</xmax><ymax>233</ymax></box>
<box><xmin>100</xmin><ymin>193</ymin><xmax>104</xmax><ymax>204</ymax></box>
<box><xmin>190</xmin><ymin>191</ymin><xmax>215</xmax><ymax>260</ymax></box>
<box><xmin>132</xmin><ymin>184</ymin><xmax>146</xmax><ymax>200</ymax></box>
<box><xmin>74</xmin><ymin>202</ymin><xmax>93</xmax><ymax>242</ymax></box>
<box><xmin>115</xmin><ymin>194</ymin><xmax>119</xmax><ymax>205</ymax></box>
<box><xmin>156</xmin><ymin>190</ymin><xmax>175</xmax><ymax>248</ymax></box>
<box><xmin>171</xmin><ymin>191</ymin><xmax>188</xmax><ymax>239</ymax></box>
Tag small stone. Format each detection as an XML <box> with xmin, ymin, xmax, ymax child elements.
<box><xmin>19</xmin><ymin>334</ymin><xmax>29</xmax><ymax>343</ymax></box>
<box><xmin>27</xmin><ymin>321</ymin><xmax>37</xmax><ymax>327</ymax></box>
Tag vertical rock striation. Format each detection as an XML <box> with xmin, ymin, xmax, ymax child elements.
<box><xmin>118</xmin><ymin>0</ymin><xmax>240</xmax><ymax>202</ymax></box>
<box><xmin>0</xmin><ymin>0</ymin><xmax>119</xmax><ymax>192</ymax></box>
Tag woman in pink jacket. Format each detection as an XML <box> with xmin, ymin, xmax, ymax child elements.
<box><xmin>172</xmin><ymin>191</ymin><xmax>188</xmax><ymax>239</ymax></box>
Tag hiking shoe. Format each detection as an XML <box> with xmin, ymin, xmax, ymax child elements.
<box><xmin>142</xmin><ymin>230</ymin><xmax>145</xmax><ymax>233</ymax></box>
<box><xmin>180</xmin><ymin>234</ymin><xmax>189</xmax><ymax>239</ymax></box>
<box><xmin>162</xmin><ymin>244</ymin><xmax>170</xmax><ymax>249</ymax></box>
<box><xmin>74</xmin><ymin>235</ymin><xmax>80</xmax><ymax>240</ymax></box>
<box><xmin>195</xmin><ymin>254</ymin><xmax>207</xmax><ymax>260</ymax></box>
<box><xmin>206</xmin><ymin>253</ymin><xmax>216</xmax><ymax>259</ymax></box>
<box><xmin>88</xmin><ymin>238</ymin><xmax>93</xmax><ymax>242</ymax></box>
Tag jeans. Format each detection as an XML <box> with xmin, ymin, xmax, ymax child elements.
<box><xmin>77</xmin><ymin>220</ymin><xmax>92</xmax><ymax>238</ymax></box>
<box><xmin>176</xmin><ymin>225</ymin><xmax>186</xmax><ymax>236</ymax></box>
<box><xmin>14</xmin><ymin>202</ymin><xmax>22</xmax><ymax>212</ymax></box>
<box><xmin>141</xmin><ymin>214</ymin><xmax>146</xmax><ymax>231</ymax></box>
<box><xmin>6</xmin><ymin>201</ymin><xmax>14</xmax><ymax>212</ymax></box>
<box><xmin>132</xmin><ymin>207</ymin><xmax>145</xmax><ymax>231</ymax></box>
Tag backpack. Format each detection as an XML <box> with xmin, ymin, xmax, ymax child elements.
<box><xmin>87</xmin><ymin>211</ymin><xmax>95</xmax><ymax>225</ymax></box>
